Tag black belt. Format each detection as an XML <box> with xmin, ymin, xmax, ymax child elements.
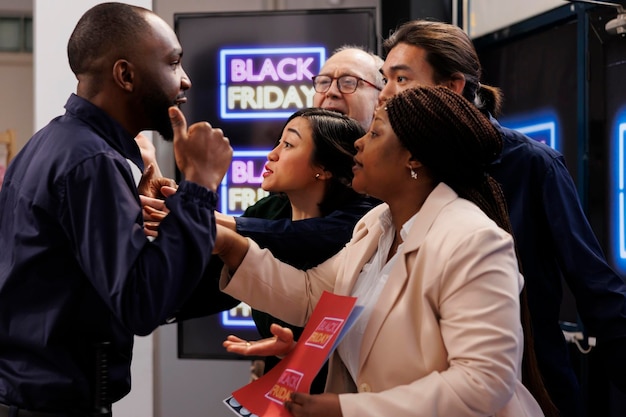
<box><xmin>0</xmin><ymin>404</ymin><xmax>85</xmax><ymax>417</ymax></box>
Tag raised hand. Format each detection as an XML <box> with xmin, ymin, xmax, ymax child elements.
<box><xmin>135</xmin><ymin>133</ymin><xmax>161</xmax><ymax>175</ymax></box>
<box><xmin>137</xmin><ymin>163</ymin><xmax>177</xmax><ymax>199</ymax></box>
<box><xmin>139</xmin><ymin>194</ymin><xmax>169</xmax><ymax>238</ymax></box>
<box><xmin>170</xmin><ymin>106</ymin><xmax>232</xmax><ymax>191</ymax></box>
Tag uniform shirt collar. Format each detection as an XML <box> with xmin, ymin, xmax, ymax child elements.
<box><xmin>64</xmin><ymin>93</ymin><xmax>144</xmax><ymax>171</ymax></box>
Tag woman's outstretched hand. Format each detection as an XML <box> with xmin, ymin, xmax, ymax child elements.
<box><xmin>223</xmin><ymin>323</ymin><xmax>296</xmax><ymax>358</ymax></box>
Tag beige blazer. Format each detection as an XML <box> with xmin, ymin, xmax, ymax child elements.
<box><xmin>221</xmin><ymin>183</ymin><xmax>544</xmax><ymax>417</ymax></box>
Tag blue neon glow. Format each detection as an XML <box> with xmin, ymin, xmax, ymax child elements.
<box><xmin>501</xmin><ymin>111</ymin><xmax>559</xmax><ymax>150</ymax></box>
<box><xmin>221</xmin><ymin>305</ymin><xmax>256</xmax><ymax>328</ymax></box>
<box><xmin>617</xmin><ymin>122</ymin><xmax>626</xmax><ymax>259</ymax></box>
<box><xmin>513</xmin><ymin>122</ymin><xmax>557</xmax><ymax>149</ymax></box>
<box><xmin>218</xmin><ymin>149</ymin><xmax>272</xmax><ymax>327</ymax></box>
<box><xmin>611</xmin><ymin>109</ymin><xmax>626</xmax><ymax>273</ymax></box>
<box><xmin>219</xmin><ymin>149</ymin><xmax>271</xmax><ymax>216</ymax></box>
<box><xmin>219</xmin><ymin>47</ymin><xmax>326</xmax><ymax>120</ymax></box>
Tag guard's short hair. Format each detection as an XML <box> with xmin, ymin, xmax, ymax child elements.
<box><xmin>67</xmin><ymin>2</ymin><xmax>151</xmax><ymax>76</ymax></box>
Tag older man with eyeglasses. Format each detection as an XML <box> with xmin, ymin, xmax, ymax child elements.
<box><xmin>312</xmin><ymin>74</ymin><xmax>381</xmax><ymax>94</ymax></box>
<box><xmin>311</xmin><ymin>45</ymin><xmax>383</xmax><ymax>131</ymax></box>
<box><xmin>226</xmin><ymin>45</ymin><xmax>383</xmax><ymax>241</ymax></box>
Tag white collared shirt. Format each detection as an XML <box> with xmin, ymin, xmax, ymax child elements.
<box><xmin>337</xmin><ymin>208</ymin><xmax>417</xmax><ymax>383</ymax></box>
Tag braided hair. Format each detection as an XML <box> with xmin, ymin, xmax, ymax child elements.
<box><xmin>385</xmin><ymin>86</ymin><xmax>557</xmax><ymax>417</ymax></box>
<box><xmin>385</xmin><ymin>86</ymin><xmax>510</xmax><ymax>233</ymax></box>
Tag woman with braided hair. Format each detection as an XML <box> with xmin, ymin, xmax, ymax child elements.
<box><xmin>380</xmin><ymin>20</ymin><xmax>626</xmax><ymax>417</ymax></box>
<box><xmin>215</xmin><ymin>86</ymin><xmax>544</xmax><ymax>417</ymax></box>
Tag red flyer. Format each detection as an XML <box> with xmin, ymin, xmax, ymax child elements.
<box><xmin>224</xmin><ymin>291</ymin><xmax>363</xmax><ymax>417</ymax></box>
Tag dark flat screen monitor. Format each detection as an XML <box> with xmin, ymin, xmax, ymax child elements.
<box><xmin>175</xmin><ymin>8</ymin><xmax>377</xmax><ymax>359</ymax></box>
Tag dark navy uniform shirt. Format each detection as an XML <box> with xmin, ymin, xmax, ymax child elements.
<box><xmin>489</xmin><ymin>117</ymin><xmax>626</xmax><ymax>417</ymax></box>
<box><xmin>0</xmin><ymin>94</ymin><xmax>218</xmax><ymax>413</ymax></box>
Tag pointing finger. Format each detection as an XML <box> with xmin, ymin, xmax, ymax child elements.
<box><xmin>168</xmin><ymin>106</ymin><xmax>188</xmax><ymax>140</ymax></box>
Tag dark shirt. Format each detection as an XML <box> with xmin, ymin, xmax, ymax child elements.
<box><xmin>236</xmin><ymin>193</ymin><xmax>378</xmax><ymax>393</ymax></box>
<box><xmin>489</xmin><ymin>117</ymin><xmax>626</xmax><ymax>417</ymax></box>
<box><xmin>237</xmin><ymin>194</ymin><xmax>378</xmax><ymax>268</ymax></box>
<box><xmin>0</xmin><ymin>94</ymin><xmax>218</xmax><ymax>413</ymax></box>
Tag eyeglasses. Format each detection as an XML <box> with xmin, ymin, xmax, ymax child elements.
<box><xmin>312</xmin><ymin>75</ymin><xmax>381</xmax><ymax>94</ymax></box>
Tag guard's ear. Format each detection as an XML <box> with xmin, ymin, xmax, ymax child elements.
<box><xmin>443</xmin><ymin>72</ymin><xmax>466</xmax><ymax>95</ymax></box>
<box><xmin>112</xmin><ymin>59</ymin><xmax>134</xmax><ymax>92</ymax></box>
